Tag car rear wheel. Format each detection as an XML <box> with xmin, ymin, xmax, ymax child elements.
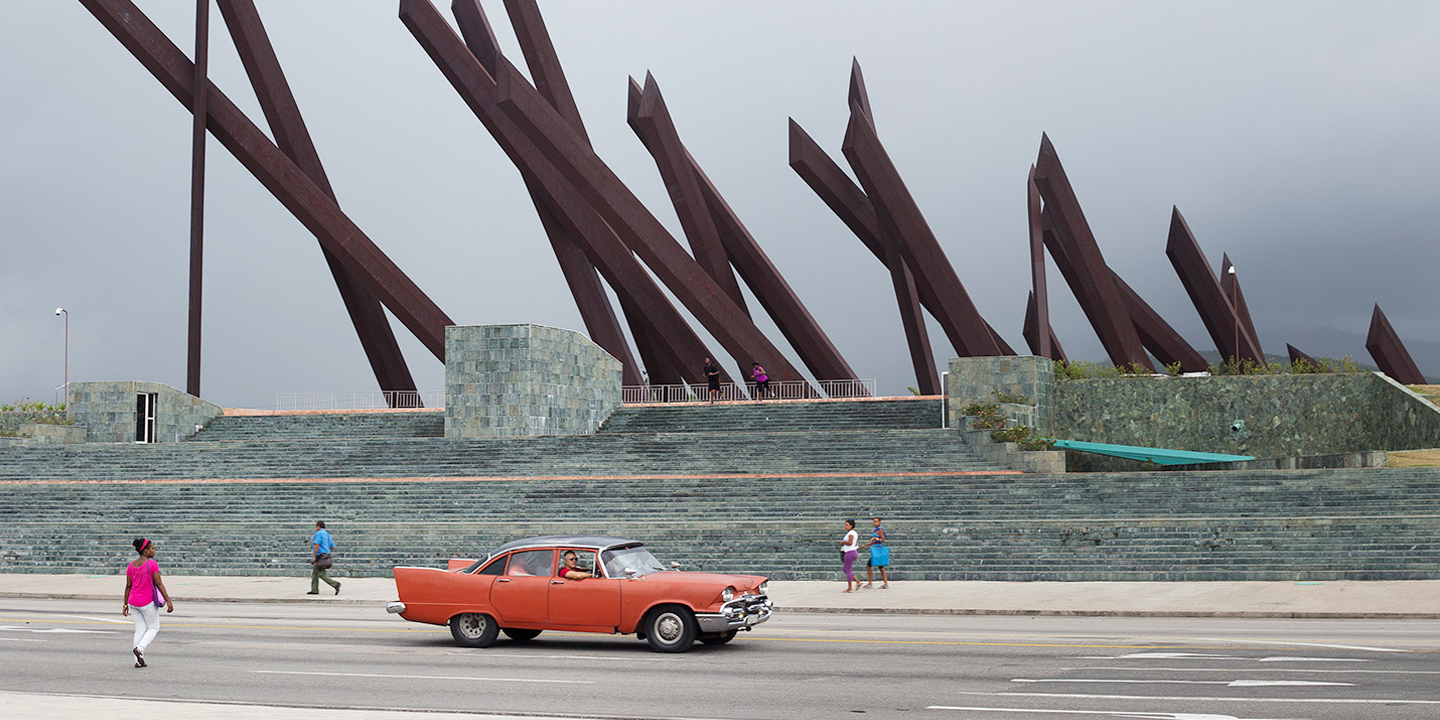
<box><xmin>644</xmin><ymin>605</ymin><xmax>698</xmax><ymax>653</ymax></box>
<box><xmin>502</xmin><ymin>627</ymin><xmax>542</xmax><ymax>642</ymax></box>
<box><xmin>449</xmin><ymin>613</ymin><xmax>499</xmax><ymax>648</ymax></box>
<box><xmin>699</xmin><ymin>629</ymin><xmax>738</xmax><ymax>645</ymax></box>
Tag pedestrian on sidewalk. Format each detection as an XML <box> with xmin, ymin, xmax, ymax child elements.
<box><xmin>308</xmin><ymin>520</ymin><xmax>341</xmax><ymax>596</ymax></box>
<box><xmin>121</xmin><ymin>537</ymin><xmax>174</xmax><ymax>668</ymax></box>
<box><xmin>751</xmin><ymin>362</ymin><xmax>769</xmax><ymax>400</ymax></box>
<box><xmin>704</xmin><ymin>358</ymin><xmax>721</xmax><ymax>402</ymax></box>
<box><xmin>840</xmin><ymin>518</ymin><xmax>860</xmax><ymax>593</ymax></box>
<box><xmin>864</xmin><ymin>516</ymin><xmax>890</xmax><ymax>589</ymax></box>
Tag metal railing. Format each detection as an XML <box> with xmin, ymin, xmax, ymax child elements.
<box><xmin>274</xmin><ymin>391</ymin><xmax>442</xmax><ymax>411</ymax></box>
<box><xmin>622</xmin><ymin>378</ymin><xmax>876</xmax><ymax>404</ymax></box>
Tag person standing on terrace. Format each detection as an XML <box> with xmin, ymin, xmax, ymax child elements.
<box><xmin>704</xmin><ymin>358</ymin><xmax>721</xmax><ymax>402</ymax></box>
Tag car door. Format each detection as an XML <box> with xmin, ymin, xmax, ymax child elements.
<box><xmin>547</xmin><ymin>549</ymin><xmax>621</xmax><ymax>629</ymax></box>
<box><xmin>489</xmin><ymin>549</ymin><xmax>554</xmax><ymax>625</ymax></box>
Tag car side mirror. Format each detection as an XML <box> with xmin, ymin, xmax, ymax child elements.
<box><xmin>669</xmin><ymin>562</ymin><xmax>681</xmax><ymax>569</ymax></box>
<box><xmin>624</xmin><ymin>568</ymin><xmax>638</xmax><ymax>576</ymax></box>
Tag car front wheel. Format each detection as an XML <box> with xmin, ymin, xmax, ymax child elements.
<box><xmin>449</xmin><ymin>613</ymin><xmax>499</xmax><ymax>648</ymax></box>
<box><xmin>644</xmin><ymin>605</ymin><xmax>698</xmax><ymax>653</ymax></box>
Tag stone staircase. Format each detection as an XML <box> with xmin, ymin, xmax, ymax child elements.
<box><xmin>2</xmin><ymin>397</ymin><xmax>1437</xmax><ymax>581</ymax></box>
<box><xmin>192</xmin><ymin>411</ymin><xmax>444</xmax><ymax>442</ymax></box>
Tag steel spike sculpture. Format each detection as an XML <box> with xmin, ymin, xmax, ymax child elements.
<box><xmin>1023</xmin><ymin>291</ymin><xmax>1067</xmax><ymax>362</ymax></box>
<box><xmin>79</xmin><ymin>0</ymin><xmax>454</xmax><ymax>360</ymax></box>
<box><xmin>627</xmin><ymin>77</ymin><xmax>859</xmax><ymax>385</ymax></box>
<box><xmin>1366</xmin><ymin>304</ymin><xmax>1426</xmax><ymax>384</ymax></box>
<box><xmin>1286</xmin><ymin>343</ymin><xmax>1324</xmax><ymax>371</ymax></box>
<box><xmin>452</xmin><ymin>0</ymin><xmax>642</xmax><ymax>385</ymax></box>
<box><xmin>215</xmin><ymin>0</ymin><xmax>421</xmax><ymax>401</ymax></box>
<box><xmin>444</xmin><ymin>0</ymin><xmax>733</xmax><ymax>388</ymax></box>
<box><xmin>787</xmin><ymin>120</ymin><xmax>938</xmax><ymax>393</ymax></box>
<box><xmin>840</xmin><ymin>60</ymin><xmax>1004</xmax><ymax>357</ymax></box>
<box><xmin>1032</xmin><ymin>134</ymin><xmax>1152</xmax><ymax>370</ymax></box>
<box><xmin>1026</xmin><ymin>166</ymin><xmax>1052</xmax><ymax>360</ymax></box>
<box><xmin>1219</xmin><ymin>253</ymin><xmax>1263</xmax><ymax>360</ymax></box>
<box><xmin>1165</xmin><ymin>206</ymin><xmax>1263</xmax><ymax>365</ymax></box>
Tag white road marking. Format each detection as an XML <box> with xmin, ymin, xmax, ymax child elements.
<box><xmin>1077</xmin><ymin>653</ymin><xmax>1243</xmax><ymax>660</ymax></box>
<box><xmin>61</xmin><ymin>614</ymin><xmax>131</xmax><ymax>625</ymax></box>
<box><xmin>253</xmin><ymin>670</ymin><xmax>592</xmax><ymax>685</ymax></box>
<box><xmin>1013</xmin><ymin>679</ymin><xmax>1351</xmax><ymax>688</ymax></box>
<box><xmin>0</xmin><ymin>637</ymin><xmax>44</xmax><ymax>643</ymax></box>
<box><xmin>1257</xmin><ymin>657</ymin><xmax>1369</xmax><ymax>663</ymax></box>
<box><xmin>31</xmin><ymin>628</ymin><xmax>113</xmax><ymax>634</ymax></box>
<box><xmin>960</xmin><ymin>690</ymin><xmax>1440</xmax><ymax>705</ymax></box>
<box><xmin>1177</xmin><ymin>638</ymin><xmax>1409</xmax><ymax>653</ymax></box>
<box><xmin>928</xmin><ymin>705</ymin><xmax>1301</xmax><ymax>719</ymax></box>
<box><xmin>1075</xmin><ymin>666</ymin><xmax>1440</xmax><ymax>676</ymax></box>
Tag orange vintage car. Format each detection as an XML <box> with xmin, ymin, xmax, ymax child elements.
<box><xmin>386</xmin><ymin>535</ymin><xmax>771</xmax><ymax>652</ymax></box>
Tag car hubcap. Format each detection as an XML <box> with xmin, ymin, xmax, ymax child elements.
<box><xmin>656</xmin><ymin>613</ymin><xmax>682</xmax><ymax>644</ymax></box>
<box><xmin>459</xmin><ymin>614</ymin><xmax>485</xmax><ymax>638</ymax></box>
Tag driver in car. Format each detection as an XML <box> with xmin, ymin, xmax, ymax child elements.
<box><xmin>557</xmin><ymin>550</ymin><xmax>598</xmax><ymax>580</ymax></box>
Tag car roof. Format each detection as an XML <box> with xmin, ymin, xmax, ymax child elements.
<box><xmin>488</xmin><ymin>535</ymin><xmax>642</xmax><ymax>557</ymax></box>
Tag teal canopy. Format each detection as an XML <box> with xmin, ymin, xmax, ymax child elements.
<box><xmin>1051</xmin><ymin>439</ymin><xmax>1254</xmax><ymax>465</ymax></box>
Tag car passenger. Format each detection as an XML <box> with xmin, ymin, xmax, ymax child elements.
<box><xmin>557</xmin><ymin>550</ymin><xmax>597</xmax><ymax>580</ymax></box>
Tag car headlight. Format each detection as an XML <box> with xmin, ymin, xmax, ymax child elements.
<box><xmin>722</xmin><ymin>586</ymin><xmax>734</xmax><ymax>602</ymax></box>
<box><xmin>758</xmin><ymin>580</ymin><xmax>768</xmax><ymax>594</ymax></box>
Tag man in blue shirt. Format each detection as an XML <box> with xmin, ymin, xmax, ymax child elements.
<box><xmin>308</xmin><ymin>520</ymin><xmax>341</xmax><ymax>595</ymax></box>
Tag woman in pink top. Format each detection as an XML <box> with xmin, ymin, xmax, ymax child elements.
<box><xmin>122</xmin><ymin>538</ymin><xmax>174</xmax><ymax>667</ymax></box>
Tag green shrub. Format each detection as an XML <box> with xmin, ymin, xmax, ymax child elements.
<box><xmin>991</xmin><ymin>390</ymin><xmax>1030</xmax><ymax>405</ymax></box>
<box><xmin>990</xmin><ymin>424</ymin><xmax>1055</xmax><ymax>451</ymax></box>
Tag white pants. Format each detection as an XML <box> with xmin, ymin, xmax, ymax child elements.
<box><xmin>130</xmin><ymin>603</ymin><xmax>159</xmax><ymax>653</ymax></box>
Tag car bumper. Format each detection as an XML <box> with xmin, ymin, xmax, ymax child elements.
<box><xmin>386</xmin><ymin>601</ymin><xmax>406</xmax><ymax>614</ymax></box>
<box><xmin>696</xmin><ymin>593</ymin><xmax>771</xmax><ymax>632</ymax></box>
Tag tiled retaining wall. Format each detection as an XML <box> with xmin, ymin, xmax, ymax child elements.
<box><xmin>66</xmin><ymin>381</ymin><xmax>222</xmax><ymax>443</ymax></box>
<box><xmin>445</xmin><ymin>324</ymin><xmax>622</xmax><ymax>437</ymax></box>
<box><xmin>947</xmin><ymin>356</ymin><xmax>1055</xmax><ymax>433</ymax></box>
<box><xmin>0</xmin><ymin>411</ymin><xmax>70</xmax><ymax>436</ymax></box>
<box><xmin>1054</xmin><ymin>371</ymin><xmax>1440</xmax><ymax>458</ymax></box>
<box><xmin>948</xmin><ymin>357</ymin><xmax>1440</xmax><ymax>460</ymax></box>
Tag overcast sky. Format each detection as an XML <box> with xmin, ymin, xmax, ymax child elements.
<box><xmin>3</xmin><ymin>1</ymin><xmax>1438</xmax><ymax>409</ymax></box>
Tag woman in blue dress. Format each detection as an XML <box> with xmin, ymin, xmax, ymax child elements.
<box><xmin>864</xmin><ymin>516</ymin><xmax>889</xmax><ymax>589</ymax></box>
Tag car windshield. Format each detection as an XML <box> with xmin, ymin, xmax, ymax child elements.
<box><xmin>601</xmin><ymin>546</ymin><xmax>667</xmax><ymax>577</ymax></box>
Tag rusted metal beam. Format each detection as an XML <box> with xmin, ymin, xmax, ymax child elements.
<box><xmin>631</xmin><ymin>73</ymin><xmax>750</xmax><ymax>316</ymax></box>
<box><xmin>80</xmin><ymin>0</ymin><xmax>453</xmax><ymax>358</ymax></box>
<box><xmin>1164</xmin><ymin>206</ymin><xmax>1263</xmax><ymax>365</ymax></box>
<box><xmin>1032</xmin><ymin>134</ymin><xmax>1151</xmax><ymax>370</ymax></box>
<box><xmin>426</xmin><ymin>4</ymin><xmax>805</xmax><ymax>385</ymax></box>
<box><xmin>451</xmin><ymin>0</ymin><xmax>641</xmax><ymax>385</ymax></box>
<box><xmin>627</xmin><ymin>78</ymin><xmax>858</xmax><ymax>383</ymax></box>
<box><xmin>186</xmin><ymin>0</ymin><xmax>208</xmax><ymax>397</ymax></box>
<box><xmin>216</xmin><ymin>0</ymin><xmax>420</xmax><ymax>401</ymax></box>
<box><xmin>441</xmin><ymin>0</ymin><xmax>730</xmax><ymax>388</ymax></box>
<box><xmin>1366</xmin><ymin>304</ymin><xmax>1426</xmax><ymax>385</ymax></box>
<box><xmin>1286</xmin><ymin>343</ymin><xmax>1325</xmax><ymax>371</ymax></box>
<box><xmin>1040</xmin><ymin>207</ymin><xmax>1205</xmax><ymax>371</ymax></box>
<box><xmin>841</xmin><ymin>102</ymin><xmax>1001</xmax><ymax>356</ymax></box>
<box><xmin>1026</xmin><ymin>166</ymin><xmax>1051</xmax><ymax>360</ymax></box>
<box><xmin>1219</xmin><ymin>252</ymin><xmax>1264</xmax><ymax>359</ymax></box>
<box><xmin>1023</xmin><ymin>291</ymin><xmax>1067</xmax><ymax>362</ymax></box>
<box><xmin>788</xmin><ymin>118</ymin><xmax>973</xmax><ymax>388</ymax></box>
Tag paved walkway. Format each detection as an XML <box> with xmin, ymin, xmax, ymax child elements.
<box><xmin>4</xmin><ymin>573</ymin><xmax>1438</xmax><ymax>618</ymax></box>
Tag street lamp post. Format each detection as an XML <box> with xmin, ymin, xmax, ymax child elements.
<box><xmin>1227</xmin><ymin>265</ymin><xmax>1238</xmax><ymax>370</ymax></box>
<box><xmin>54</xmin><ymin>307</ymin><xmax>68</xmax><ymax>405</ymax></box>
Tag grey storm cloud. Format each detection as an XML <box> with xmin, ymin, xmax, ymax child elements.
<box><xmin>3</xmin><ymin>1</ymin><xmax>1438</xmax><ymax>408</ymax></box>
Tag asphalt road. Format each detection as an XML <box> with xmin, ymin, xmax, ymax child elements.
<box><xmin>2</xmin><ymin>599</ymin><xmax>1438</xmax><ymax>720</ymax></box>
